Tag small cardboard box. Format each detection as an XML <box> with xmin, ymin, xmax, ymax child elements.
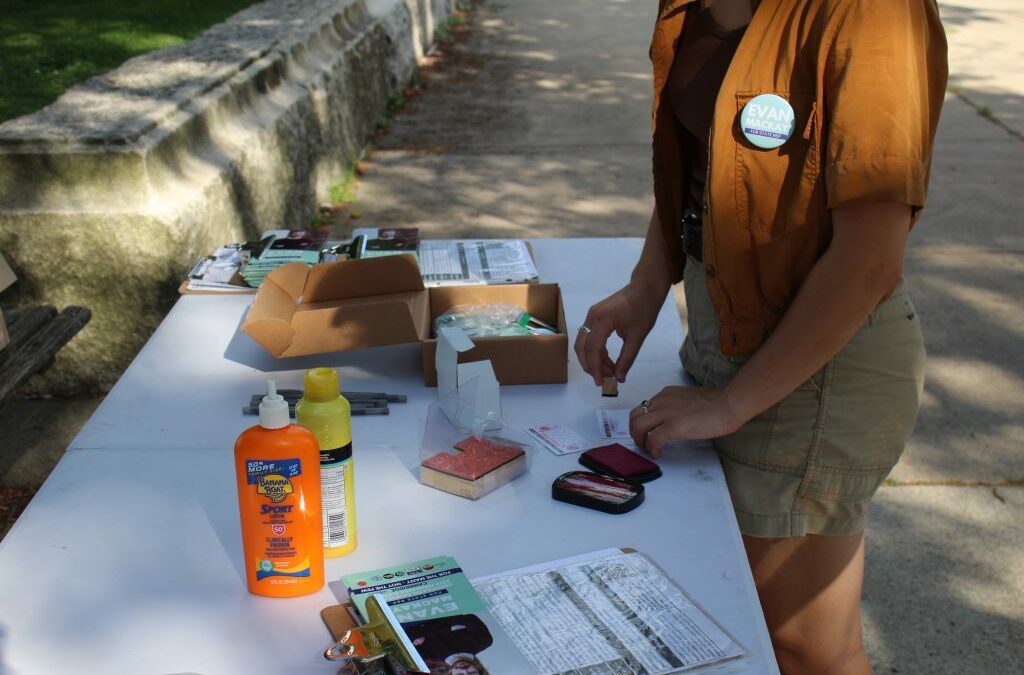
<box><xmin>241</xmin><ymin>255</ymin><xmax>568</xmax><ymax>385</ymax></box>
<box><xmin>421</xmin><ymin>283</ymin><xmax>567</xmax><ymax>386</ymax></box>
<box><xmin>0</xmin><ymin>254</ymin><xmax>16</xmax><ymax>352</ymax></box>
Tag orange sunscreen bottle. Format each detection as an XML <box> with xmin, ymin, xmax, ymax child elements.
<box><xmin>234</xmin><ymin>380</ymin><xmax>324</xmax><ymax>597</ymax></box>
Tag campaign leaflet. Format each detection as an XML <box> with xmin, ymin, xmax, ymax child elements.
<box><xmin>342</xmin><ymin>555</ymin><xmax>526</xmax><ymax>674</ymax></box>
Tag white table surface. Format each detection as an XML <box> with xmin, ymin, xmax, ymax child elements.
<box><xmin>0</xmin><ymin>238</ymin><xmax>779</xmax><ymax>674</ymax></box>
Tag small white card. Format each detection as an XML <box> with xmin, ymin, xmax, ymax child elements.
<box><xmin>596</xmin><ymin>409</ymin><xmax>632</xmax><ymax>440</ymax></box>
<box><xmin>528</xmin><ymin>425</ymin><xmax>588</xmax><ymax>456</ymax></box>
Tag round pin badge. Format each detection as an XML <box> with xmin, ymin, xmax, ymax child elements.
<box><xmin>739</xmin><ymin>94</ymin><xmax>796</xmax><ymax>149</ymax></box>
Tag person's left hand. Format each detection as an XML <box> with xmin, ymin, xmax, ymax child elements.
<box><xmin>629</xmin><ymin>386</ymin><xmax>744</xmax><ymax>458</ymax></box>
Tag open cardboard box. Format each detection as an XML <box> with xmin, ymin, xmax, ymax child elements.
<box><xmin>241</xmin><ymin>255</ymin><xmax>568</xmax><ymax>385</ymax></box>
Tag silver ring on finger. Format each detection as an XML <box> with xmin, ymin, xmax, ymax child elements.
<box><xmin>639</xmin><ymin>399</ymin><xmax>651</xmax><ymax>415</ymax></box>
<box><xmin>577</xmin><ymin>325</ymin><xmax>592</xmax><ymax>335</ymax></box>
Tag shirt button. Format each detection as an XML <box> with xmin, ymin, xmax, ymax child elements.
<box><xmin>706</xmin><ymin>266</ymin><xmax>716</xmax><ymax>278</ymax></box>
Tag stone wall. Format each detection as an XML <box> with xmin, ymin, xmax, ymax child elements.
<box><xmin>0</xmin><ymin>0</ymin><xmax>451</xmax><ymax>395</ymax></box>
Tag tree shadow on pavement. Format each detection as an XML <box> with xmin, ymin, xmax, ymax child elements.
<box><xmin>863</xmin><ymin>486</ymin><xmax>1024</xmax><ymax>674</ymax></box>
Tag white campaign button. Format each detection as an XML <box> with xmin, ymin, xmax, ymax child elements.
<box><xmin>739</xmin><ymin>94</ymin><xmax>795</xmax><ymax>149</ymax></box>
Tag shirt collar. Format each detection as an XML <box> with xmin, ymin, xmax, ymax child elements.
<box><xmin>660</xmin><ymin>0</ymin><xmax>714</xmax><ymax>19</ymax></box>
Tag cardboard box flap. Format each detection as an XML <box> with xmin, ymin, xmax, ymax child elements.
<box><xmin>302</xmin><ymin>254</ymin><xmax>424</xmax><ymax>304</ymax></box>
<box><xmin>241</xmin><ymin>263</ymin><xmax>307</xmax><ymax>356</ymax></box>
<box><xmin>241</xmin><ymin>256</ymin><xmax>431</xmax><ymax>359</ymax></box>
<box><xmin>242</xmin><ymin>315</ymin><xmax>296</xmax><ymax>357</ymax></box>
<box><xmin>248</xmin><ymin>263</ymin><xmax>308</xmax><ymax>320</ymax></box>
<box><xmin>286</xmin><ymin>291</ymin><xmax>429</xmax><ymax>356</ymax></box>
<box><xmin>265</xmin><ymin>262</ymin><xmax>309</xmax><ymax>300</ymax></box>
<box><xmin>0</xmin><ymin>254</ymin><xmax>15</xmax><ymax>294</ymax></box>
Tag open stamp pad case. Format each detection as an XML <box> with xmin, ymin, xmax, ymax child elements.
<box><xmin>551</xmin><ymin>470</ymin><xmax>645</xmax><ymax>514</ymax></box>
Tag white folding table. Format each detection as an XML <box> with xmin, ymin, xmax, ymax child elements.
<box><xmin>0</xmin><ymin>238</ymin><xmax>779</xmax><ymax>674</ymax></box>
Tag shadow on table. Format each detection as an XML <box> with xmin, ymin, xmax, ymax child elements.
<box><xmin>222</xmin><ymin>311</ymin><xmax>424</xmax><ymax>381</ymax></box>
<box><xmin>194</xmin><ymin>465</ymin><xmax>246</xmax><ymax>587</ymax></box>
<box><xmin>388</xmin><ymin>439</ymin><xmax>428</xmax><ymax>484</ymax></box>
<box><xmin>326</xmin><ymin>579</ymin><xmax>350</xmax><ymax>608</ymax></box>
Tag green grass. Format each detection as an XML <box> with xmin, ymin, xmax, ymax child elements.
<box><xmin>0</xmin><ymin>0</ymin><xmax>256</xmax><ymax>123</ymax></box>
<box><xmin>434</xmin><ymin>24</ymin><xmax>454</xmax><ymax>46</ymax></box>
<box><xmin>329</xmin><ymin>159</ymin><xmax>362</xmax><ymax>205</ymax></box>
<box><xmin>436</xmin><ymin>11</ymin><xmax>470</xmax><ymax>46</ymax></box>
<box><xmin>327</xmin><ymin>141</ymin><xmax>379</xmax><ymax>208</ymax></box>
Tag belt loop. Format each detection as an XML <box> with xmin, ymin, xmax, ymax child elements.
<box><xmin>808</xmin><ymin>372</ymin><xmax>823</xmax><ymax>399</ymax></box>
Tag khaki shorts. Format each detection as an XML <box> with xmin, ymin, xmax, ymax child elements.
<box><xmin>681</xmin><ymin>256</ymin><xmax>925</xmax><ymax>537</ymax></box>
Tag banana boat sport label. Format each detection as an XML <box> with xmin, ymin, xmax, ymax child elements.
<box><xmin>740</xmin><ymin>94</ymin><xmax>795</xmax><ymax>149</ymax></box>
<box><xmin>245</xmin><ymin>458</ymin><xmax>311</xmax><ymax>581</ymax></box>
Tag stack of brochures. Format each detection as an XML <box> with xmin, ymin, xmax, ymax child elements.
<box><xmin>419</xmin><ymin>239</ymin><xmax>538</xmax><ymax>286</ymax></box>
<box><xmin>240</xmin><ymin>229</ymin><xmax>329</xmax><ymax>287</ymax></box>
<box><xmin>185</xmin><ymin>233</ymin><xmax>281</xmax><ymax>293</ymax></box>
<box><xmin>352</xmin><ymin>227</ymin><xmax>420</xmax><ymax>261</ymax></box>
<box><xmin>185</xmin><ymin>228</ymin><xmax>541</xmax><ymax>293</ymax></box>
<box><xmin>348</xmin><ymin>230</ymin><xmax>539</xmax><ymax>286</ymax></box>
<box><xmin>186</xmin><ymin>245</ymin><xmax>252</xmax><ymax>293</ymax></box>
<box><xmin>342</xmin><ymin>555</ymin><xmax>523</xmax><ymax>672</ymax></box>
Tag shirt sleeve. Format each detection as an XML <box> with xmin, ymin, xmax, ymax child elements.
<box><xmin>823</xmin><ymin>0</ymin><xmax>948</xmax><ymax>212</ymax></box>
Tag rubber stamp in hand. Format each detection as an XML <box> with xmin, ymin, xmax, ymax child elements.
<box><xmin>602</xmin><ymin>376</ymin><xmax>619</xmax><ymax>397</ymax></box>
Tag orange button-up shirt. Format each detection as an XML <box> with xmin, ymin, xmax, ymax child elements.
<box><xmin>650</xmin><ymin>0</ymin><xmax>948</xmax><ymax>355</ymax></box>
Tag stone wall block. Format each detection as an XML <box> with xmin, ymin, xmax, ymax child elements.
<box><xmin>0</xmin><ymin>0</ymin><xmax>450</xmax><ymax>395</ymax></box>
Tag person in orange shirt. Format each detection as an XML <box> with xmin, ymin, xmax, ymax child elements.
<box><xmin>576</xmin><ymin>1</ymin><xmax>947</xmax><ymax>673</ymax></box>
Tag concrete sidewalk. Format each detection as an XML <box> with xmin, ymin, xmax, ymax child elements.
<box><xmin>344</xmin><ymin>1</ymin><xmax>1024</xmax><ymax>672</ymax></box>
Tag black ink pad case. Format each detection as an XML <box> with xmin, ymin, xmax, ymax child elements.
<box><xmin>551</xmin><ymin>470</ymin><xmax>645</xmax><ymax>514</ymax></box>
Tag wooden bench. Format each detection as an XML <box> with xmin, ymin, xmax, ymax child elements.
<box><xmin>0</xmin><ymin>306</ymin><xmax>91</xmax><ymax>404</ymax></box>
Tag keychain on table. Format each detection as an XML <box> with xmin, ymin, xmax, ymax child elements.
<box><xmin>324</xmin><ymin>594</ymin><xmax>429</xmax><ymax>674</ymax></box>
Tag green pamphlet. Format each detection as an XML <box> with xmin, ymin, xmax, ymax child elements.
<box><xmin>342</xmin><ymin>555</ymin><xmax>526</xmax><ymax>672</ymax></box>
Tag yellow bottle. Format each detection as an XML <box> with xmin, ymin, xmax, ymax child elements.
<box><xmin>296</xmin><ymin>367</ymin><xmax>357</xmax><ymax>557</ymax></box>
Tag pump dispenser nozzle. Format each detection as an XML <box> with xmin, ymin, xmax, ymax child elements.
<box><xmin>259</xmin><ymin>379</ymin><xmax>290</xmax><ymax>429</ymax></box>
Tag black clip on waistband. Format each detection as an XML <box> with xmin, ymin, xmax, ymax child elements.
<box><xmin>682</xmin><ymin>211</ymin><xmax>703</xmax><ymax>263</ymax></box>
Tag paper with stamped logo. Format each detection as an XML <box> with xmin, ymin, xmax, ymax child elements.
<box><xmin>528</xmin><ymin>425</ymin><xmax>588</xmax><ymax>456</ymax></box>
<box><xmin>597</xmin><ymin>409</ymin><xmax>632</xmax><ymax>440</ymax></box>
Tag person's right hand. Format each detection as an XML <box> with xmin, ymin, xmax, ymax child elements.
<box><xmin>574</xmin><ymin>280</ymin><xmax>665</xmax><ymax>386</ymax></box>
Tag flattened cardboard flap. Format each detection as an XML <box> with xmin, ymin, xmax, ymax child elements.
<box><xmin>242</xmin><ymin>255</ymin><xmax>430</xmax><ymax>358</ymax></box>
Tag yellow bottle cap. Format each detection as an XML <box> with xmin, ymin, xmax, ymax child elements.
<box><xmin>303</xmin><ymin>367</ymin><xmax>340</xmax><ymax>402</ymax></box>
